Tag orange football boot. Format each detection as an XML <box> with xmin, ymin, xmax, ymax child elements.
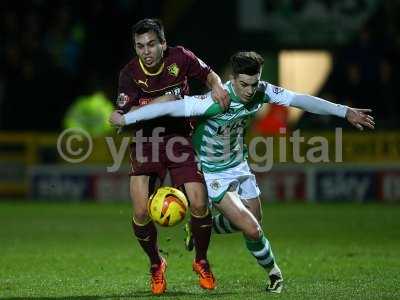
<box><xmin>150</xmin><ymin>257</ymin><xmax>167</xmax><ymax>295</ymax></box>
<box><xmin>192</xmin><ymin>259</ymin><xmax>216</xmax><ymax>290</ymax></box>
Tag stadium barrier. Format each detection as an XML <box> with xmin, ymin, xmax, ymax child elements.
<box><xmin>0</xmin><ymin>131</ymin><xmax>399</xmax><ymax>202</ymax></box>
<box><xmin>0</xmin><ymin>131</ymin><xmax>126</xmax><ymax>197</ymax></box>
<box><xmin>28</xmin><ymin>164</ymin><xmax>400</xmax><ymax>202</ymax></box>
<box><xmin>255</xmin><ymin>164</ymin><xmax>400</xmax><ymax>203</ymax></box>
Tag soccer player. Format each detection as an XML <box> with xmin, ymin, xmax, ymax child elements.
<box><xmin>110</xmin><ymin>51</ymin><xmax>374</xmax><ymax>293</ymax></box>
<box><xmin>116</xmin><ymin>18</ymin><xmax>228</xmax><ymax>295</ymax></box>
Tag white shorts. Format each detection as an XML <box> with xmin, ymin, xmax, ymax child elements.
<box><xmin>203</xmin><ymin>161</ymin><xmax>260</xmax><ymax>203</ymax></box>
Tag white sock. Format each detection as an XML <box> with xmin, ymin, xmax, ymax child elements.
<box><xmin>269</xmin><ymin>264</ymin><xmax>283</xmax><ymax>278</ymax></box>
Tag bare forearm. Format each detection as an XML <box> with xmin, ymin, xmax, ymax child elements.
<box><xmin>206</xmin><ymin>71</ymin><xmax>223</xmax><ymax>89</ymax></box>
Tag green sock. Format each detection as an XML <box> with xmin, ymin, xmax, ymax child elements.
<box><xmin>212</xmin><ymin>213</ymin><xmax>239</xmax><ymax>234</ymax></box>
<box><xmin>245</xmin><ymin>234</ymin><xmax>275</xmax><ymax>270</ymax></box>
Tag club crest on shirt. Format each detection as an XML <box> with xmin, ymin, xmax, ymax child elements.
<box><xmin>210</xmin><ymin>180</ymin><xmax>221</xmax><ymax>191</ymax></box>
<box><xmin>167</xmin><ymin>63</ymin><xmax>180</xmax><ymax>77</ymax></box>
<box><xmin>117</xmin><ymin>93</ymin><xmax>129</xmax><ymax>107</ymax></box>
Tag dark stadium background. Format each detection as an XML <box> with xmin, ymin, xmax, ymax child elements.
<box><xmin>3</xmin><ymin>0</ymin><xmax>399</xmax><ymax>131</ymax></box>
<box><xmin>1</xmin><ymin>1</ymin><xmax>399</xmax><ymax>299</ymax></box>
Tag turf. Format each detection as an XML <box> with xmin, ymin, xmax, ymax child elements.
<box><xmin>0</xmin><ymin>202</ymin><xmax>399</xmax><ymax>300</ymax></box>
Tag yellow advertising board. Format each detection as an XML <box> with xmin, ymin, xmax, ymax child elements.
<box><xmin>0</xmin><ymin>130</ymin><xmax>399</xmax><ymax>198</ymax></box>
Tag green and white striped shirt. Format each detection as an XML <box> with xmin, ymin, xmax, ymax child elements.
<box><xmin>122</xmin><ymin>80</ymin><xmax>346</xmax><ymax>172</ymax></box>
<box><xmin>190</xmin><ymin>81</ymin><xmax>294</xmax><ymax>172</ymax></box>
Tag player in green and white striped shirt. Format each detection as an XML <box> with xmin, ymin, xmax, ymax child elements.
<box><xmin>110</xmin><ymin>51</ymin><xmax>374</xmax><ymax>293</ymax></box>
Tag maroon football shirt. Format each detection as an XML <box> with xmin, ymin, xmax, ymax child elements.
<box><xmin>117</xmin><ymin>46</ymin><xmax>212</xmax><ymax>137</ymax></box>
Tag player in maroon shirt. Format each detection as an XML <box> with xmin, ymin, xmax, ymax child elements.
<box><xmin>116</xmin><ymin>19</ymin><xmax>228</xmax><ymax>295</ymax></box>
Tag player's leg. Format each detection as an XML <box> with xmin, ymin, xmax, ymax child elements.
<box><xmin>184</xmin><ymin>182</ymin><xmax>212</xmax><ymax>261</ymax></box>
<box><xmin>129</xmin><ymin>142</ymin><xmax>167</xmax><ymax>295</ymax></box>
<box><xmin>212</xmin><ymin>169</ymin><xmax>261</xmax><ymax>234</ymax></box>
<box><xmin>213</xmin><ymin>191</ymin><xmax>282</xmax><ymax>293</ymax></box>
<box><xmin>130</xmin><ymin>175</ymin><xmax>161</xmax><ymax>265</ymax></box>
<box><xmin>213</xmin><ymin>191</ymin><xmax>263</xmax><ymax>241</ymax></box>
<box><xmin>167</xmin><ymin>145</ymin><xmax>212</xmax><ymax>264</ymax></box>
<box><xmin>238</xmin><ymin>175</ymin><xmax>283</xmax><ymax>293</ymax></box>
<box><xmin>212</xmin><ymin>210</ymin><xmax>240</xmax><ymax>234</ymax></box>
<box><xmin>212</xmin><ymin>197</ymin><xmax>261</xmax><ymax>234</ymax></box>
<box><xmin>130</xmin><ymin>175</ymin><xmax>167</xmax><ymax>295</ymax></box>
<box><xmin>241</xmin><ymin>197</ymin><xmax>262</xmax><ymax>223</ymax></box>
<box><xmin>238</xmin><ymin>172</ymin><xmax>263</xmax><ymax>223</ymax></box>
<box><xmin>167</xmin><ymin>140</ymin><xmax>215</xmax><ymax>290</ymax></box>
<box><xmin>184</xmin><ymin>181</ymin><xmax>216</xmax><ymax>290</ymax></box>
<box><xmin>243</xmin><ymin>197</ymin><xmax>283</xmax><ymax>292</ymax></box>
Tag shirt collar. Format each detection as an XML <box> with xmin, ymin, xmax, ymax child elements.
<box><xmin>138</xmin><ymin>58</ymin><xmax>165</xmax><ymax>76</ymax></box>
<box><xmin>227</xmin><ymin>81</ymin><xmax>242</xmax><ymax>103</ymax></box>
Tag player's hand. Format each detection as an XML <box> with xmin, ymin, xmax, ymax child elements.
<box><xmin>211</xmin><ymin>84</ymin><xmax>229</xmax><ymax>111</ymax></box>
<box><xmin>109</xmin><ymin>110</ymin><xmax>125</xmax><ymax>127</ymax></box>
<box><xmin>345</xmin><ymin>108</ymin><xmax>375</xmax><ymax>130</ymax></box>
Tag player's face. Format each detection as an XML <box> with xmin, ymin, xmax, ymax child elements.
<box><xmin>134</xmin><ymin>31</ymin><xmax>166</xmax><ymax>69</ymax></box>
<box><xmin>231</xmin><ymin>72</ymin><xmax>261</xmax><ymax>102</ymax></box>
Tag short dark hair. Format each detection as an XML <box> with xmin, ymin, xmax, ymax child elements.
<box><xmin>230</xmin><ymin>51</ymin><xmax>264</xmax><ymax>77</ymax></box>
<box><xmin>132</xmin><ymin>18</ymin><xmax>166</xmax><ymax>43</ymax></box>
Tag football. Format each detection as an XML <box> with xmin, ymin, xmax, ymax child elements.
<box><xmin>148</xmin><ymin>186</ymin><xmax>188</xmax><ymax>226</ymax></box>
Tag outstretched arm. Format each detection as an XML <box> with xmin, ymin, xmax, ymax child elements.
<box><xmin>112</xmin><ymin>94</ymin><xmax>178</xmax><ymax>133</ymax></box>
<box><xmin>264</xmin><ymin>83</ymin><xmax>375</xmax><ymax>130</ymax></box>
<box><xmin>290</xmin><ymin>94</ymin><xmax>374</xmax><ymax>130</ymax></box>
<box><xmin>109</xmin><ymin>94</ymin><xmax>220</xmax><ymax>127</ymax></box>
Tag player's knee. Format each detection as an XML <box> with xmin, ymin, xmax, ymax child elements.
<box><xmin>185</xmin><ymin>183</ymin><xmax>208</xmax><ymax>214</ymax></box>
<box><xmin>187</xmin><ymin>192</ymin><xmax>208</xmax><ymax>216</ymax></box>
<box><xmin>133</xmin><ymin>207</ymin><xmax>149</xmax><ymax>224</ymax></box>
<box><xmin>190</xmin><ymin>200</ymin><xmax>208</xmax><ymax>216</ymax></box>
<box><xmin>244</xmin><ymin>223</ymin><xmax>262</xmax><ymax>240</ymax></box>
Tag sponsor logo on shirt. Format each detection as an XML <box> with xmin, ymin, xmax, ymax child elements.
<box><xmin>165</xmin><ymin>87</ymin><xmax>182</xmax><ymax>97</ymax></box>
<box><xmin>194</xmin><ymin>94</ymin><xmax>208</xmax><ymax>100</ymax></box>
<box><xmin>272</xmin><ymin>86</ymin><xmax>284</xmax><ymax>94</ymax></box>
<box><xmin>138</xmin><ymin>98</ymin><xmax>151</xmax><ymax>106</ymax></box>
<box><xmin>136</xmin><ymin>79</ymin><xmax>149</xmax><ymax>88</ymax></box>
<box><xmin>167</xmin><ymin>63</ymin><xmax>180</xmax><ymax>77</ymax></box>
<box><xmin>117</xmin><ymin>93</ymin><xmax>129</xmax><ymax>107</ymax></box>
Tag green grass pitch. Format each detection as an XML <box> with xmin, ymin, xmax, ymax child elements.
<box><xmin>1</xmin><ymin>202</ymin><xmax>399</xmax><ymax>300</ymax></box>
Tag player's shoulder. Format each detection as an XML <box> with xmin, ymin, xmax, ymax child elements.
<box><xmin>170</xmin><ymin>45</ymin><xmax>191</xmax><ymax>54</ymax></box>
<box><xmin>257</xmin><ymin>81</ymin><xmax>286</xmax><ymax>95</ymax></box>
<box><xmin>167</xmin><ymin>45</ymin><xmax>195</xmax><ymax>60</ymax></box>
<box><xmin>119</xmin><ymin>57</ymin><xmax>139</xmax><ymax>76</ymax></box>
<box><xmin>257</xmin><ymin>81</ymin><xmax>269</xmax><ymax>93</ymax></box>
